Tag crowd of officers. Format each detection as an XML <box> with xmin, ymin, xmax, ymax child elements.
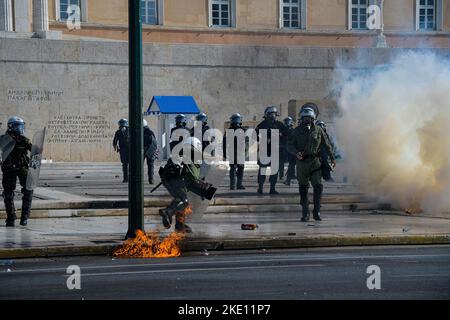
<box><xmin>112</xmin><ymin>102</ymin><xmax>337</xmax><ymax>225</ymax></box>
<box><xmin>1</xmin><ymin>104</ymin><xmax>336</xmax><ymax>228</ymax></box>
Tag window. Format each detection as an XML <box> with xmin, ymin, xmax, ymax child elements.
<box><xmin>350</xmin><ymin>0</ymin><xmax>368</xmax><ymax>30</ymax></box>
<box><xmin>141</xmin><ymin>0</ymin><xmax>158</xmax><ymax>25</ymax></box>
<box><xmin>281</xmin><ymin>0</ymin><xmax>302</xmax><ymax>29</ymax></box>
<box><xmin>58</xmin><ymin>0</ymin><xmax>80</xmax><ymax>21</ymax></box>
<box><xmin>418</xmin><ymin>0</ymin><xmax>436</xmax><ymax>30</ymax></box>
<box><xmin>210</xmin><ymin>0</ymin><xmax>231</xmax><ymax>27</ymax></box>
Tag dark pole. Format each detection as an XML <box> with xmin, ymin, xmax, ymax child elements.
<box><xmin>126</xmin><ymin>0</ymin><xmax>144</xmax><ymax>239</ymax></box>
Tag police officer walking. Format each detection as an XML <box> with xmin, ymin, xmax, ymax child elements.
<box><xmin>255</xmin><ymin>106</ymin><xmax>289</xmax><ymax>195</ymax></box>
<box><xmin>1</xmin><ymin>116</ymin><xmax>33</xmax><ymax>227</ymax></box>
<box><xmin>143</xmin><ymin>119</ymin><xmax>158</xmax><ymax>185</ymax></box>
<box><xmin>287</xmin><ymin>104</ymin><xmax>336</xmax><ymax>221</ymax></box>
<box><xmin>223</xmin><ymin>113</ymin><xmax>246</xmax><ymax>190</ymax></box>
<box><xmin>282</xmin><ymin>117</ymin><xmax>297</xmax><ymax>186</ymax></box>
<box><xmin>113</xmin><ymin>118</ymin><xmax>129</xmax><ymax>183</ymax></box>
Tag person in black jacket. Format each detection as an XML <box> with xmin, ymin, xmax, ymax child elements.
<box><xmin>255</xmin><ymin>106</ymin><xmax>289</xmax><ymax>195</ymax></box>
<box><xmin>143</xmin><ymin>119</ymin><xmax>158</xmax><ymax>185</ymax></box>
<box><xmin>113</xmin><ymin>118</ymin><xmax>129</xmax><ymax>183</ymax></box>
<box><xmin>223</xmin><ymin>113</ymin><xmax>247</xmax><ymax>190</ymax></box>
<box><xmin>1</xmin><ymin>116</ymin><xmax>33</xmax><ymax>227</ymax></box>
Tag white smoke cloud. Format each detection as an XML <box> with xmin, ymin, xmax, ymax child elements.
<box><xmin>334</xmin><ymin>51</ymin><xmax>450</xmax><ymax>213</ymax></box>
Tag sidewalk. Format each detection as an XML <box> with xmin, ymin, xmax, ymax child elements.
<box><xmin>0</xmin><ymin>163</ymin><xmax>449</xmax><ymax>258</ymax></box>
<box><xmin>1</xmin><ymin>211</ymin><xmax>449</xmax><ymax>259</ymax></box>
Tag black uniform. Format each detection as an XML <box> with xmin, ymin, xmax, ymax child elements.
<box><xmin>223</xmin><ymin>123</ymin><xmax>247</xmax><ymax>190</ymax></box>
<box><xmin>144</xmin><ymin>127</ymin><xmax>157</xmax><ymax>184</ymax></box>
<box><xmin>1</xmin><ymin>133</ymin><xmax>33</xmax><ymax>226</ymax></box>
<box><xmin>255</xmin><ymin>118</ymin><xmax>289</xmax><ymax>193</ymax></box>
<box><xmin>113</xmin><ymin>127</ymin><xmax>129</xmax><ymax>182</ymax></box>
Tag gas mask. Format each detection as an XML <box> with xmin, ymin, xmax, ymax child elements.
<box><xmin>10</xmin><ymin>123</ymin><xmax>25</xmax><ymax>136</ymax></box>
<box><xmin>302</xmin><ymin>117</ymin><xmax>313</xmax><ymax>131</ymax></box>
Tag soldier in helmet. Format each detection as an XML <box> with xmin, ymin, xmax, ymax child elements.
<box><xmin>113</xmin><ymin>118</ymin><xmax>129</xmax><ymax>183</ymax></box>
<box><xmin>143</xmin><ymin>119</ymin><xmax>158</xmax><ymax>185</ymax></box>
<box><xmin>255</xmin><ymin>106</ymin><xmax>289</xmax><ymax>195</ymax></box>
<box><xmin>159</xmin><ymin>137</ymin><xmax>203</xmax><ymax>233</ymax></box>
<box><xmin>170</xmin><ymin>114</ymin><xmax>190</xmax><ymax>154</ymax></box>
<box><xmin>287</xmin><ymin>104</ymin><xmax>336</xmax><ymax>222</ymax></box>
<box><xmin>282</xmin><ymin>117</ymin><xmax>297</xmax><ymax>186</ymax></box>
<box><xmin>223</xmin><ymin>113</ymin><xmax>247</xmax><ymax>190</ymax></box>
<box><xmin>1</xmin><ymin>116</ymin><xmax>33</xmax><ymax>227</ymax></box>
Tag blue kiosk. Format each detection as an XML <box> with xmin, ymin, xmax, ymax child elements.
<box><xmin>146</xmin><ymin>96</ymin><xmax>200</xmax><ymax>160</ymax></box>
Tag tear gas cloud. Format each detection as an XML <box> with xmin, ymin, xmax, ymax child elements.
<box><xmin>334</xmin><ymin>52</ymin><xmax>450</xmax><ymax>213</ymax></box>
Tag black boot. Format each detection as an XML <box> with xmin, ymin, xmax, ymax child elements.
<box><xmin>20</xmin><ymin>189</ymin><xmax>33</xmax><ymax>226</ymax></box>
<box><xmin>284</xmin><ymin>178</ymin><xmax>291</xmax><ymax>186</ymax></box>
<box><xmin>236</xmin><ymin>168</ymin><xmax>245</xmax><ymax>190</ymax></box>
<box><xmin>122</xmin><ymin>163</ymin><xmax>128</xmax><ymax>183</ymax></box>
<box><xmin>313</xmin><ymin>184</ymin><xmax>323</xmax><ymax>221</ymax></box>
<box><xmin>257</xmin><ymin>184</ymin><xmax>263</xmax><ymax>194</ymax></box>
<box><xmin>269</xmin><ymin>187</ymin><xmax>279</xmax><ymax>195</ymax></box>
<box><xmin>299</xmin><ymin>186</ymin><xmax>310</xmax><ymax>222</ymax></box>
<box><xmin>3</xmin><ymin>191</ymin><xmax>16</xmax><ymax>227</ymax></box>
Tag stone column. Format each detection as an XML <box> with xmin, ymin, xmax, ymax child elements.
<box><xmin>33</xmin><ymin>0</ymin><xmax>61</xmax><ymax>39</ymax></box>
<box><xmin>14</xmin><ymin>0</ymin><xmax>31</xmax><ymax>33</ymax></box>
<box><xmin>375</xmin><ymin>0</ymin><xmax>388</xmax><ymax>48</ymax></box>
<box><xmin>0</xmin><ymin>0</ymin><xmax>13</xmax><ymax>31</ymax></box>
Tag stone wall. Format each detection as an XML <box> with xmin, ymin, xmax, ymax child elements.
<box><xmin>1</xmin><ymin>38</ymin><xmax>449</xmax><ymax>161</ymax></box>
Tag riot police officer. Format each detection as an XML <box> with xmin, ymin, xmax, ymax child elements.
<box><xmin>143</xmin><ymin>119</ymin><xmax>158</xmax><ymax>185</ymax></box>
<box><xmin>282</xmin><ymin>117</ymin><xmax>297</xmax><ymax>186</ymax></box>
<box><xmin>255</xmin><ymin>106</ymin><xmax>289</xmax><ymax>195</ymax></box>
<box><xmin>113</xmin><ymin>118</ymin><xmax>129</xmax><ymax>183</ymax></box>
<box><xmin>159</xmin><ymin>137</ymin><xmax>203</xmax><ymax>233</ymax></box>
<box><xmin>1</xmin><ymin>116</ymin><xmax>33</xmax><ymax>227</ymax></box>
<box><xmin>170</xmin><ymin>114</ymin><xmax>190</xmax><ymax>154</ymax></box>
<box><xmin>223</xmin><ymin>113</ymin><xmax>247</xmax><ymax>190</ymax></box>
<box><xmin>287</xmin><ymin>104</ymin><xmax>336</xmax><ymax>221</ymax></box>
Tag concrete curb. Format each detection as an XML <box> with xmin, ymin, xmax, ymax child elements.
<box><xmin>1</xmin><ymin>234</ymin><xmax>449</xmax><ymax>259</ymax></box>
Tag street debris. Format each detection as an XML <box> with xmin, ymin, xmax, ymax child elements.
<box><xmin>241</xmin><ymin>224</ymin><xmax>258</xmax><ymax>230</ymax></box>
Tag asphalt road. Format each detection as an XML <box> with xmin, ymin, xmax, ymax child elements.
<box><xmin>0</xmin><ymin>245</ymin><xmax>449</xmax><ymax>300</ymax></box>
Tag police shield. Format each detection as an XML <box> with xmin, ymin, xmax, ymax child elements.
<box><xmin>187</xmin><ymin>156</ymin><xmax>228</xmax><ymax>220</ymax></box>
<box><xmin>26</xmin><ymin>128</ymin><xmax>46</xmax><ymax>191</ymax></box>
<box><xmin>0</xmin><ymin>134</ymin><xmax>15</xmax><ymax>163</ymax></box>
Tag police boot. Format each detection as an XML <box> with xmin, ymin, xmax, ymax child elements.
<box><xmin>257</xmin><ymin>184</ymin><xmax>263</xmax><ymax>195</ymax></box>
<box><xmin>236</xmin><ymin>171</ymin><xmax>245</xmax><ymax>190</ymax></box>
<box><xmin>20</xmin><ymin>189</ymin><xmax>33</xmax><ymax>226</ymax></box>
<box><xmin>284</xmin><ymin>178</ymin><xmax>291</xmax><ymax>186</ymax></box>
<box><xmin>3</xmin><ymin>191</ymin><xmax>16</xmax><ymax>227</ymax></box>
<box><xmin>122</xmin><ymin>164</ymin><xmax>128</xmax><ymax>183</ymax></box>
<box><xmin>269</xmin><ymin>183</ymin><xmax>279</xmax><ymax>195</ymax></box>
<box><xmin>230</xmin><ymin>173</ymin><xmax>236</xmax><ymax>190</ymax></box>
<box><xmin>313</xmin><ymin>184</ymin><xmax>323</xmax><ymax>221</ymax></box>
<box><xmin>299</xmin><ymin>186</ymin><xmax>310</xmax><ymax>222</ymax></box>
<box><xmin>175</xmin><ymin>210</ymin><xmax>192</xmax><ymax>233</ymax></box>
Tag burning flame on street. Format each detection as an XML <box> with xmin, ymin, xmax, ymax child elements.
<box><xmin>113</xmin><ymin>230</ymin><xmax>185</xmax><ymax>258</ymax></box>
<box><xmin>113</xmin><ymin>206</ymin><xmax>193</xmax><ymax>258</ymax></box>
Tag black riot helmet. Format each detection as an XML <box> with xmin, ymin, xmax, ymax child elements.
<box><xmin>175</xmin><ymin>114</ymin><xmax>187</xmax><ymax>127</ymax></box>
<box><xmin>264</xmin><ymin>106</ymin><xmax>278</xmax><ymax>121</ymax></box>
<box><xmin>118</xmin><ymin>118</ymin><xmax>129</xmax><ymax>128</ymax></box>
<box><xmin>195</xmin><ymin>113</ymin><xmax>208</xmax><ymax>125</ymax></box>
<box><xmin>230</xmin><ymin>113</ymin><xmax>243</xmax><ymax>126</ymax></box>
<box><xmin>7</xmin><ymin>116</ymin><xmax>25</xmax><ymax>136</ymax></box>
<box><xmin>283</xmin><ymin>117</ymin><xmax>294</xmax><ymax>128</ymax></box>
